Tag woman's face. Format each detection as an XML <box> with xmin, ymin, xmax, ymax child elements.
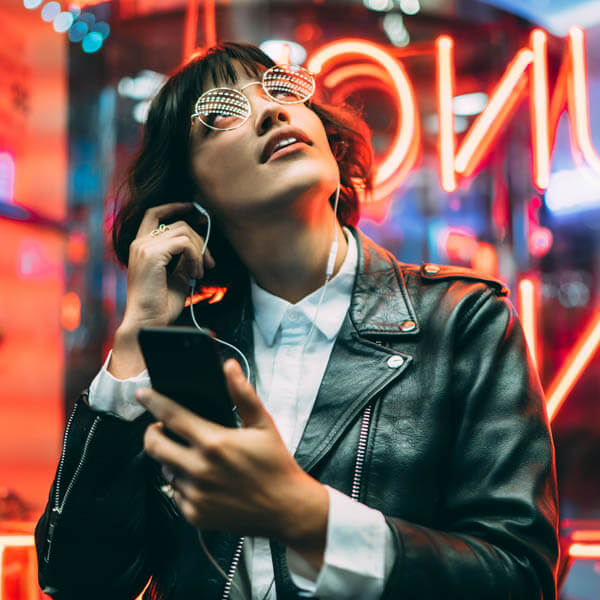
<box><xmin>187</xmin><ymin>62</ymin><xmax>340</xmax><ymax>227</ymax></box>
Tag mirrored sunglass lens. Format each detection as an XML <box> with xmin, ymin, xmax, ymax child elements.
<box><xmin>263</xmin><ymin>66</ymin><xmax>314</xmax><ymax>103</ymax></box>
<box><xmin>195</xmin><ymin>88</ymin><xmax>249</xmax><ymax>129</ymax></box>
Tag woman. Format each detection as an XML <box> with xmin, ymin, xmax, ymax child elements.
<box><xmin>36</xmin><ymin>43</ymin><xmax>559</xmax><ymax>599</ymax></box>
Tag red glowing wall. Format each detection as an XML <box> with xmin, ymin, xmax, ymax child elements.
<box><xmin>0</xmin><ymin>0</ymin><xmax>67</xmax><ymax>515</ymax></box>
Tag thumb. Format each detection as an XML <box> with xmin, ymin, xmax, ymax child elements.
<box><xmin>223</xmin><ymin>359</ymin><xmax>269</xmax><ymax>428</ymax></box>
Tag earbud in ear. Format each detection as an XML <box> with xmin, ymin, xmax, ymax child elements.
<box><xmin>192</xmin><ymin>202</ymin><xmax>209</xmax><ymax>218</ymax></box>
<box><xmin>192</xmin><ymin>202</ymin><xmax>212</xmax><ymax>257</ymax></box>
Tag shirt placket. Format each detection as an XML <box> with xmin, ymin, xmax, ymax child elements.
<box><xmin>271</xmin><ymin>312</ymin><xmax>309</xmax><ymax>450</ymax></box>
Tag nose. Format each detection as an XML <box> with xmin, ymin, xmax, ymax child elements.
<box><xmin>249</xmin><ymin>89</ymin><xmax>291</xmax><ymax>135</ymax></box>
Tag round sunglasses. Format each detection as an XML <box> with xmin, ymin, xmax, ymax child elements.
<box><xmin>190</xmin><ymin>64</ymin><xmax>316</xmax><ymax>132</ymax></box>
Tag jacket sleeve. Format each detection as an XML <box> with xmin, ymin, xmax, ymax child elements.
<box><xmin>382</xmin><ymin>288</ymin><xmax>559</xmax><ymax>600</ymax></box>
<box><xmin>34</xmin><ymin>392</ymin><xmax>176</xmax><ymax>599</ymax></box>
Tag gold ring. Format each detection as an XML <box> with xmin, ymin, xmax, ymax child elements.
<box><xmin>151</xmin><ymin>223</ymin><xmax>170</xmax><ymax>237</ymax></box>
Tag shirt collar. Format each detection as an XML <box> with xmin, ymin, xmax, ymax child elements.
<box><xmin>251</xmin><ymin>229</ymin><xmax>358</xmax><ymax>346</ymax></box>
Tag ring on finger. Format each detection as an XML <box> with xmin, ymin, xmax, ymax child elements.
<box><xmin>160</xmin><ymin>483</ymin><xmax>175</xmax><ymax>498</ymax></box>
<box><xmin>150</xmin><ymin>223</ymin><xmax>170</xmax><ymax>237</ymax></box>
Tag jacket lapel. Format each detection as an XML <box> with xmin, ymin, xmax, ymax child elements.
<box><xmin>294</xmin><ymin>228</ymin><xmax>418</xmax><ymax>473</ymax></box>
<box><xmin>293</xmin><ymin>319</ymin><xmax>412</xmax><ymax>473</ymax></box>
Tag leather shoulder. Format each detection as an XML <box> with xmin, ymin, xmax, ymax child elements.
<box><xmin>417</xmin><ymin>263</ymin><xmax>510</xmax><ymax>297</ymax></box>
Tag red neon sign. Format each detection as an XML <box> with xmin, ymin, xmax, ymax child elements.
<box><xmin>184</xmin><ymin>286</ymin><xmax>227</xmax><ymax>306</ymax></box>
<box><xmin>308</xmin><ymin>39</ymin><xmax>421</xmax><ymax>204</ymax></box>
<box><xmin>308</xmin><ymin>27</ymin><xmax>599</xmax><ymax>199</ymax></box>
<box><xmin>516</xmin><ymin>276</ymin><xmax>600</xmax><ymax>422</ymax></box>
<box><xmin>518</xmin><ymin>278</ymin><xmax>540</xmax><ymax>372</ymax></box>
<box><xmin>546</xmin><ymin>311</ymin><xmax>600</xmax><ymax>421</ymax></box>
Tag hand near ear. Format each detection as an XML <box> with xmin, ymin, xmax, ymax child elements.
<box><xmin>109</xmin><ymin>202</ymin><xmax>215</xmax><ymax>379</ymax></box>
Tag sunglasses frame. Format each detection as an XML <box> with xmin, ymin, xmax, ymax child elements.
<box><xmin>190</xmin><ymin>64</ymin><xmax>316</xmax><ymax>132</ymax></box>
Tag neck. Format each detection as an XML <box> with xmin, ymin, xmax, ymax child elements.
<box><xmin>219</xmin><ymin>202</ymin><xmax>348</xmax><ymax>304</ymax></box>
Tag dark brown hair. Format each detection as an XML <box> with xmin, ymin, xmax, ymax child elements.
<box><xmin>112</xmin><ymin>42</ymin><xmax>373</xmax><ymax>284</ymax></box>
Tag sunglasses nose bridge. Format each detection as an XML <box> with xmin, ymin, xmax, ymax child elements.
<box><xmin>238</xmin><ymin>81</ymin><xmax>276</xmax><ymax>117</ymax></box>
<box><xmin>239</xmin><ymin>81</ymin><xmax>262</xmax><ymax>93</ymax></box>
<box><xmin>241</xmin><ymin>82</ymin><xmax>285</xmax><ymax>117</ymax></box>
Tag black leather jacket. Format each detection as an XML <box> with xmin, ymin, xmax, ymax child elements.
<box><xmin>36</xmin><ymin>228</ymin><xmax>559</xmax><ymax>599</ymax></box>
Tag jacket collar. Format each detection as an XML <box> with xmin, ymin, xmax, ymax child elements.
<box><xmin>348</xmin><ymin>227</ymin><xmax>419</xmax><ymax>338</ymax></box>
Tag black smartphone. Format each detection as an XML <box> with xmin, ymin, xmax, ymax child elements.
<box><xmin>138</xmin><ymin>327</ymin><xmax>238</xmax><ymax>438</ymax></box>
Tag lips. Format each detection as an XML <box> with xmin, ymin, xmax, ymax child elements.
<box><xmin>260</xmin><ymin>128</ymin><xmax>312</xmax><ymax>163</ymax></box>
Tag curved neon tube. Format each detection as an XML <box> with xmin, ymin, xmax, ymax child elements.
<box><xmin>308</xmin><ymin>39</ymin><xmax>419</xmax><ymax>186</ymax></box>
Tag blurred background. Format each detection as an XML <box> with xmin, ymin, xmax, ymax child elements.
<box><xmin>0</xmin><ymin>0</ymin><xmax>599</xmax><ymax>597</ymax></box>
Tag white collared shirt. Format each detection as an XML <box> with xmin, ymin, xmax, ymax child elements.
<box><xmin>88</xmin><ymin>230</ymin><xmax>395</xmax><ymax>599</ymax></box>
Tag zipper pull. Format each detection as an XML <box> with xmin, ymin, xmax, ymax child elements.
<box><xmin>44</xmin><ymin>507</ymin><xmax>61</xmax><ymax>563</ymax></box>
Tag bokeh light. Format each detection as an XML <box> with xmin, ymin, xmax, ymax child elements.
<box><xmin>363</xmin><ymin>0</ymin><xmax>393</xmax><ymax>12</ymax></box>
<box><xmin>68</xmin><ymin>21</ymin><xmax>88</xmax><ymax>42</ymax></box>
<box><xmin>93</xmin><ymin>22</ymin><xmax>110</xmax><ymax>40</ymax></box>
<box><xmin>23</xmin><ymin>0</ymin><xmax>43</xmax><ymax>10</ymax></box>
<box><xmin>82</xmin><ymin>31</ymin><xmax>103</xmax><ymax>53</ymax></box>
<box><xmin>53</xmin><ymin>11</ymin><xmax>74</xmax><ymax>33</ymax></box>
<box><xmin>260</xmin><ymin>40</ymin><xmax>307</xmax><ymax>65</ymax></box>
<box><xmin>383</xmin><ymin>13</ymin><xmax>410</xmax><ymax>47</ymax></box>
<box><xmin>77</xmin><ymin>12</ymin><xmax>95</xmax><ymax>28</ymax></box>
<box><xmin>452</xmin><ymin>92</ymin><xmax>489</xmax><ymax>116</ymax></box>
<box><xmin>40</xmin><ymin>1</ymin><xmax>61</xmax><ymax>22</ymax></box>
<box><xmin>399</xmin><ymin>0</ymin><xmax>420</xmax><ymax>15</ymax></box>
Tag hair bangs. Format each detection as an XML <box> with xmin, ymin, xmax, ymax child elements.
<box><xmin>200</xmin><ymin>44</ymin><xmax>275</xmax><ymax>90</ymax></box>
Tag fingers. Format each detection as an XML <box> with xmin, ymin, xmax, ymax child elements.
<box><xmin>136</xmin><ymin>205</ymin><xmax>215</xmax><ymax>266</ymax></box>
<box><xmin>130</xmin><ymin>221</ymin><xmax>215</xmax><ymax>280</ymax></box>
<box><xmin>144</xmin><ymin>422</ymin><xmax>202</xmax><ymax>484</ymax></box>
<box><xmin>136</xmin><ymin>387</ymin><xmax>224</xmax><ymax>446</ymax></box>
<box><xmin>137</xmin><ymin>203</ymin><xmax>196</xmax><ymax>238</ymax></box>
<box><xmin>223</xmin><ymin>359</ymin><xmax>269</xmax><ymax>428</ymax></box>
<box><xmin>160</xmin><ymin>221</ymin><xmax>216</xmax><ymax>269</ymax></box>
<box><xmin>155</xmin><ymin>234</ymin><xmax>207</xmax><ymax>280</ymax></box>
<box><xmin>170</xmin><ymin>488</ymin><xmax>202</xmax><ymax>527</ymax></box>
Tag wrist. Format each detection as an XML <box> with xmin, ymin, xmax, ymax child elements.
<box><xmin>109</xmin><ymin>324</ymin><xmax>146</xmax><ymax>379</ymax></box>
<box><xmin>277</xmin><ymin>475</ymin><xmax>329</xmax><ymax>569</ymax></box>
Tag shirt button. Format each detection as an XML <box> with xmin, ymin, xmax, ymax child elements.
<box><xmin>387</xmin><ymin>355</ymin><xmax>405</xmax><ymax>368</ymax></box>
<box><xmin>288</xmin><ymin>312</ymin><xmax>299</xmax><ymax>321</ymax></box>
<box><xmin>400</xmin><ymin>320</ymin><xmax>416</xmax><ymax>332</ymax></box>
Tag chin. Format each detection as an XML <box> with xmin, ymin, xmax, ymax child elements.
<box><xmin>274</xmin><ymin>155</ymin><xmax>338</xmax><ymax>192</ymax></box>
<box><xmin>226</xmin><ymin>157</ymin><xmax>338</xmax><ymax>216</ymax></box>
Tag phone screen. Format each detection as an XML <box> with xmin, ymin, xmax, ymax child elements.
<box><xmin>138</xmin><ymin>327</ymin><xmax>238</xmax><ymax>433</ymax></box>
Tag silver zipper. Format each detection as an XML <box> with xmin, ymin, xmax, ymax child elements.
<box><xmin>221</xmin><ymin>536</ymin><xmax>245</xmax><ymax>600</ymax></box>
<box><xmin>52</xmin><ymin>402</ymin><xmax>79</xmax><ymax>511</ymax></box>
<box><xmin>45</xmin><ymin>402</ymin><xmax>101</xmax><ymax>563</ymax></box>
<box><xmin>351</xmin><ymin>403</ymin><xmax>373</xmax><ymax>501</ymax></box>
